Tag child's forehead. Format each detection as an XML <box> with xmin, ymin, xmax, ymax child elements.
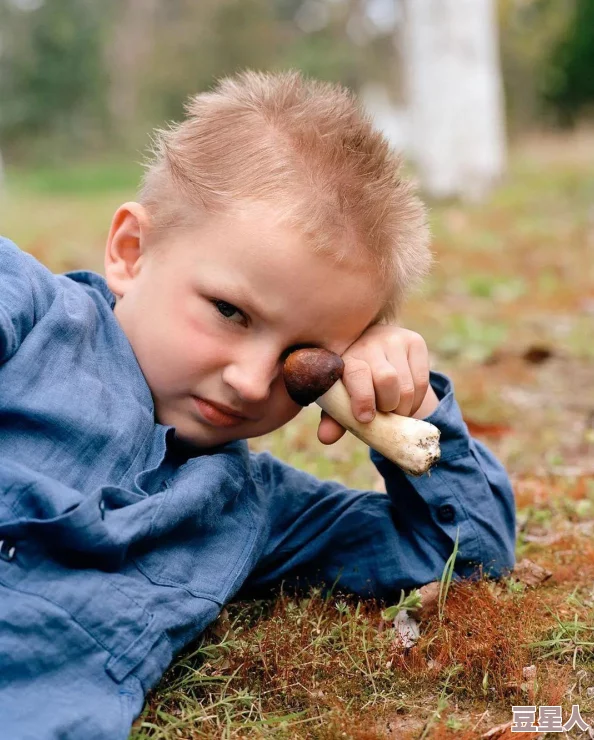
<box><xmin>203</xmin><ymin>217</ymin><xmax>376</xmax><ymax>291</ymax></box>
<box><xmin>199</xmin><ymin>200</ymin><xmax>371</xmax><ymax>271</ymax></box>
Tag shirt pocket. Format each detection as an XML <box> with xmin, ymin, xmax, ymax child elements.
<box><xmin>132</xmin><ymin>460</ymin><xmax>259</xmax><ymax>606</ymax></box>
<box><xmin>0</xmin><ymin>541</ymin><xmax>172</xmax><ymax>687</ymax></box>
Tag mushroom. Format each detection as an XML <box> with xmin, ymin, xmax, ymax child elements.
<box><xmin>283</xmin><ymin>348</ymin><xmax>441</xmax><ymax>476</ymax></box>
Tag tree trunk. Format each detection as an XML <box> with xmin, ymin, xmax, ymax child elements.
<box><xmin>105</xmin><ymin>0</ymin><xmax>160</xmax><ymax>143</ymax></box>
<box><xmin>403</xmin><ymin>0</ymin><xmax>506</xmax><ymax>201</ymax></box>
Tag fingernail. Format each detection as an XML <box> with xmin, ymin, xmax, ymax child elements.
<box><xmin>359</xmin><ymin>411</ymin><xmax>375</xmax><ymax>423</ymax></box>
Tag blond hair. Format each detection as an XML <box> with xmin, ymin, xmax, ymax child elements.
<box><xmin>139</xmin><ymin>70</ymin><xmax>431</xmax><ymax>322</ymax></box>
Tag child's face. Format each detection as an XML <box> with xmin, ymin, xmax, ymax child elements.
<box><xmin>108</xmin><ymin>202</ymin><xmax>383</xmax><ymax>449</ymax></box>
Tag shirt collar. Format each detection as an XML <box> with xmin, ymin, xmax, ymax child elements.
<box><xmin>65</xmin><ymin>269</ymin><xmax>117</xmax><ymax>309</ymax></box>
<box><xmin>63</xmin><ymin>269</ymin><xmax>156</xmax><ymax>416</ymax></box>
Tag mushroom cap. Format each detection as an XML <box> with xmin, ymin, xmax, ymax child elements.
<box><xmin>283</xmin><ymin>347</ymin><xmax>345</xmax><ymax>406</ymax></box>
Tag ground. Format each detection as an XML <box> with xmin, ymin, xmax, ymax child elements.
<box><xmin>2</xmin><ymin>131</ymin><xmax>593</xmax><ymax>738</ymax></box>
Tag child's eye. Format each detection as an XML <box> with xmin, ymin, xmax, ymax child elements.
<box><xmin>211</xmin><ymin>299</ymin><xmax>247</xmax><ymax>326</ymax></box>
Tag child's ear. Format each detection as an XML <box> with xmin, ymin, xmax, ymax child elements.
<box><xmin>104</xmin><ymin>202</ymin><xmax>151</xmax><ymax>298</ymax></box>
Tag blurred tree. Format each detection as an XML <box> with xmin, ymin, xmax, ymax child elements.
<box><xmin>498</xmin><ymin>0</ymin><xmax>573</xmax><ymax>132</ymax></box>
<box><xmin>0</xmin><ymin>0</ymin><xmax>109</xmax><ymax>161</ymax></box>
<box><xmin>142</xmin><ymin>0</ymin><xmax>283</xmax><ymax>125</ymax></box>
<box><xmin>403</xmin><ymin>0</ymin><xmax>506</xmax><ymax>201</ymax></box>
<box><xmin>541</xmin><ymin>0</ymin><xmax>594</xmax><ymax>125</ymax></box>
<box><xmin>105</xmin><ymin>0</ymin><xmax>159</xmax><ymax>147</ymax></box>
<box><xmin>140</xmin><ymin>0</ymin><xmax>382</xmax><ymax>127</ymax></box>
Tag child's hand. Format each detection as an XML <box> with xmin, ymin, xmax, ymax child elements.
<box><xmin>317</xmin><ymin>325</ymin><xmax>440</xmax><ymax>446</ymax></box>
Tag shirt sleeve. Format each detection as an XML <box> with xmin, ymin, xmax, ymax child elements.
<box><xmin>0</xmin><ymin>237</ymin><xmax>58</xmax><ymax>363</ymax></box>
<box><xmin>240</xmin><ymin>371</ymin><xmax>516</xmax><ymax>601</ymax></box>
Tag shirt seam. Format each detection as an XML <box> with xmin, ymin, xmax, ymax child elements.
<box><xmin>0</xmin><ymin>302</ymin><xmax>17</xmax><ymax>359</ymax></box>
<box><xmin>118</xmin><ymin>426</ymin><xmax>157</xmax><ymax>488</ymax></box>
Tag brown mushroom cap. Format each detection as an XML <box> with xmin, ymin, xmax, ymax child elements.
<box><xmin>283</xmin><ymin>347</ymin><xmax>345</xmax><ymax>406</ymax></box>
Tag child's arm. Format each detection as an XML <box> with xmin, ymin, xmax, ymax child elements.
<box><xmin>0</xmin><ymin>237</ymin><xmax>57</xmax><ymax>363</ymax></box>
<box><xmin>240</xmin><ymin>371</ymin><xmax>515</xmax><ymax>600</ymax></box>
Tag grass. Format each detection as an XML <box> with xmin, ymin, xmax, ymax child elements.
<box><xmin>437</xmin><ymin>529</ymin><xmax>459</xmax><ymax>623</ymax></box>
<box><xmin>3</xmin><ymin>130</ymin><xmax>594</xmax><ymax>737</ymax></box>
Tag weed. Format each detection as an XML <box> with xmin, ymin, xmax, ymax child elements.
<box><xmin>527</xmin><ymin>608</ymin><xmax>594</xmax><ymax>669</ymax></box>
<box><xmin>381</xmin><ymin>589</ymin><xmax>423</xmax><ymax>622</ymax></box>
<box><xmin>438</xmin><ymin>529</ymin><xmax>460</xmax><ymax>622</ymax></box>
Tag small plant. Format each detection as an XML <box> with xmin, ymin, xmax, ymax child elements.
<box><xmin>439</xmin><ymin>529</ymin><xmax>460</xmax><ymax>621</ymax></box>
<box><xmin>446</xmin><ymin>715</ymin><xmax>465</xmax><ymax>731</ymax></box>
<box><xmin>419</xmin><ymin>664</ymin><xmax>463</xmax><ymax>740</ymax></box>
<box><xmin>381</xmin><ymin>589</ymin><xmax>423</xmax><ymax>622</ymax></box>
<box><xmin>528</xmin><ymin>609</ymin><xmax>594</xmax><ymax>669</ymax></box>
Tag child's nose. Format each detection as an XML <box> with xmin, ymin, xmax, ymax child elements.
<box><xmin>222</xmin><ymin>351</ymin><xmax>283</xmax><ymax>404</ymax></box>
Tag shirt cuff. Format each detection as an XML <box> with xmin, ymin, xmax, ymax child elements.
<box><xmin>419</xmin><ymin>371</ymin><xmax>471</xmax><ymax>462</ymax></box>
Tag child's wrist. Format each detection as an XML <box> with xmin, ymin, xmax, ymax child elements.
<box><xmin>412</xmin><ymin>385</ymin><xmax>440</xmax><ymax>420</ymax></box>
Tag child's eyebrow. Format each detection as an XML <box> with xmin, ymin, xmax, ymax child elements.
<box><xmin>225</xmin><ymin>288</ymin><xmax>380</xmax><ymax>336</ymax></box>
<box><xmin>202</xmin><ymin>280</ymin><xmax>275</xmax><ymax>322</ymax></box>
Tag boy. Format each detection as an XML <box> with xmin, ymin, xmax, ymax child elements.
<box><xmin>0</xmin><ymin>70</ymin><xmax>515</xmax><ymax>739</ymax></box>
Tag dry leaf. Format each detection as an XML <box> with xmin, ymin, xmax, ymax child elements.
<box><xmin>482</xmin><ymin>720</ymin><xmax>544</xmax><ymax>739</ymax></box>
<box><xmin>482</xmin><ymin>721</ymin><xmax>513</xmax><ymax>738</ymax></box>
<box><xmin>416</xmin><ymin>581</ymin><xmax>440</xmax><ymax>622</ymax></box>
<box><xmin>512</xmin><ymin>558</ymin><xmax>552</xmax><ymax>587</ymax></box>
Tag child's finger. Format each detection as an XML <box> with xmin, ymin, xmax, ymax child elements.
<box><xmin>406</xmin><ymin>335</ymin><xmax>430</xmax><ymax>415</ymax></box>
<box><xmin>383</xmin><ymin>344</ymin><xmax>415</xmax><ymax>417</ymax></box>
<box><xmin>371</xmin><ymin>353</ymin><xmax>404</xmax><ymax>413</ymax></box>
<box><xmin>341</xmin><ymin>356</ymin><xmax>376</xmax><ymax>422</ymax></box>
<box><xmin>317</xmin><ymin>410</ymin><xmax>347</xmax><ymax>445</ymax></box>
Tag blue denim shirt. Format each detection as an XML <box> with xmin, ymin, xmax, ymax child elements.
<box><xmin>0</xmin><ymin>236</ymin><xmax>515</xmax><ymax>698</ymax></box>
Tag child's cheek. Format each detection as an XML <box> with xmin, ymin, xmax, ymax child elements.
<box><xmin>183</xmin><ymin>301</ymin><xmax>221</xmax><ymax>352</ymax></box>
<box><xmin>176</xmin><ymin>298</ymin><xmax>228</xmax><ymax>374</ymax></box>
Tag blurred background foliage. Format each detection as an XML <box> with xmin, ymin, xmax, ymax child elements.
<box><xmin>0</xmin><ymin>0</ymin><xmax>592</xmax><ymax>166</ymax></box>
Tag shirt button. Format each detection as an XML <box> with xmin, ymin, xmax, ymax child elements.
<box><xmin>0</xmin><ymin>539</ymin><xmax>16</xmax><ymax>562</ymax></box>
<box><xmin>437</xmin><ymin>504</ymin><xmax>455</xmax><ymax>524</ymax></box>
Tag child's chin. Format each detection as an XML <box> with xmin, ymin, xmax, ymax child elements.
<box><xmin>173</xmin><ymin>425</ymin><xmax>235</xmax><ymax>452</ymax></box>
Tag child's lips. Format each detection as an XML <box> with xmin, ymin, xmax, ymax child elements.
<box><xmin>193</xmin><ymin>397</ymin><xmax>251</xmax><ymax>427</ymax></box>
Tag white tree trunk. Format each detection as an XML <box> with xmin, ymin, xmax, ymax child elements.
<box><xmin>403</xmin><ymin>0</ymin><xmax>506</xmax><ymax>201</ymax></box>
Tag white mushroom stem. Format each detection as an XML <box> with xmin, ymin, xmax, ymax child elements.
<box><xmin>316</xmin><ymin>379</ymin><xmax>441</xmax><ymax>476</ymax></box>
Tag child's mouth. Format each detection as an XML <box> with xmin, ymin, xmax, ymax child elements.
<box><xmin>192</xmin><ymin>397</ymin><xmax>247</xmax><ymax>427</ymax></box>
